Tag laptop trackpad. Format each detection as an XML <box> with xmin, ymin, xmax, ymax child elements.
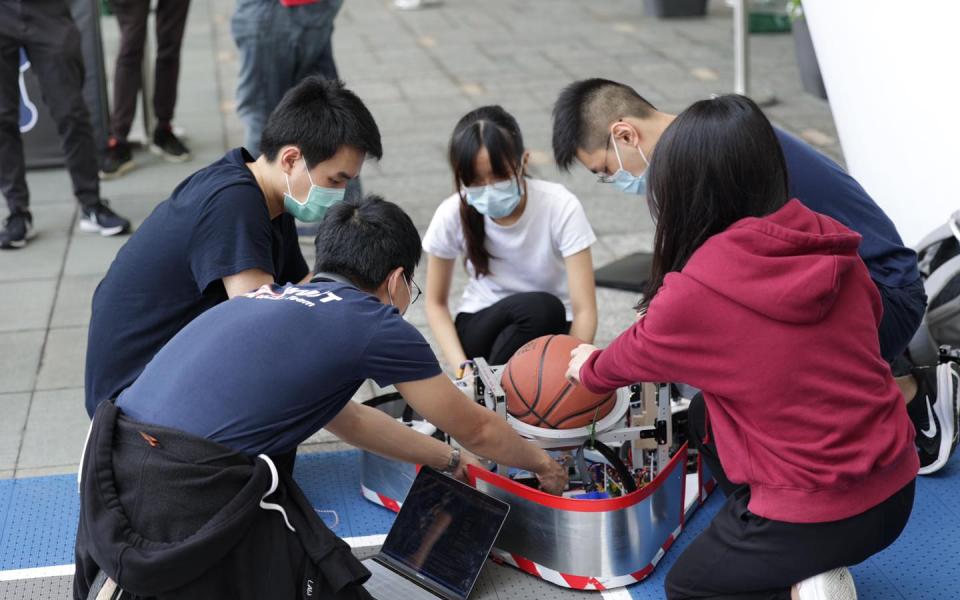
<box><xmin>363</xmin><ymin>559</ymin><xmax>441</xmax><ymax>600</ymax></box>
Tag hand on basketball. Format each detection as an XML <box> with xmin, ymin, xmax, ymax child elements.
<box><xmin>566</xmin><ymin>344</ymin><xmax>598</xmax><ymax>385</ymax></box>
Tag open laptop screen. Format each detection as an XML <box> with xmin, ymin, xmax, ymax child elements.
<box><xmin>380</xmin><ymin>467</ymin><xmax>509</xmax><ymax>599</ymax></box>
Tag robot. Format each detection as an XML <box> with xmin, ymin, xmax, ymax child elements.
<box><xmin>359</xmin><ymin>358</ymin><xmax>716</xmax><ymax>591</ymax></box>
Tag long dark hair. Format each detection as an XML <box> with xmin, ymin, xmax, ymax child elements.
<box><xmin>643</xmin><ymin>95</ymin><xmax>789</xmax><ymax>307</ymax></box>
<box><xmin>448</xmin><ymin>106</ymin><xmax>526</xmax><ymax>277</ymax></box>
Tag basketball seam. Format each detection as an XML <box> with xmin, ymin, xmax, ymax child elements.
<box><xmin>552</xmin><ymin>394</ymin><xmax>614</xmax><ymax>428</ymax></box>
<box><xmin>506</xmin><ymin>360</ymin><xmax>552</xmax><ymax>424</ymax></box>
<box><xmin>539</xmin><ymin>382</ymin><xmax>574</xmax><ymax>428</ymax></box>
<box><xmin>533</xmin><ymin>335</ymin><xmax>556</xmax><ymax>426</ymax></box>
<box><xmin>506</xmin><ymin>361</ymin><xmax>535</xmax><ymax>418</ymax></box>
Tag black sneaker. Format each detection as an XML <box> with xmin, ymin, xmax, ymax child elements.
<box><xmin>913</xmin><ymin>362</ymin><xmax>959</xmax><ymax>475</ymax></box>
<box><xmin>0</xmin><ymin>210</ymin><xmax>34</xmax><ymax>249</ymax></box>
<box><xmin>79</xmin><ymin>200</ymin><xmax>131</xmax><ymax>237</ymax></box>
<box><xmin>99</xmin><ymin>138</ymin><xmax>135</xmax><ymax>180</ymax></box>
<box><xmin>151</xmin><ymin>126</ymin><xmax>191</xmax><ymax>163</ymax></box>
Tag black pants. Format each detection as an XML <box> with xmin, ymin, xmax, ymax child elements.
<box><xmin>667</xmin><ymin>395</ymin><xmax>916</xmax><ymax>599</ymax></box>
<box><xmin>0</xmin><ymin>0</ymin><xmax>100</xmax><ymax>212</ymax></box>
<box><xmin>108</xmin><ymin>0</ymin><xmax>190</xmax><ymax>139</ymax></box>
<box><xmin>455</xmin><ymin>292</ymin><xmax>570</xmax><ymax>365</ymax></box>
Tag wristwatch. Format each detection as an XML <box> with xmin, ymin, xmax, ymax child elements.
<box><xmin>444</xmin><ymin>449</ymin><xmax>461</xmax><ymax>473</ymax></box>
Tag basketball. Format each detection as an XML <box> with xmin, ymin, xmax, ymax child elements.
<box><xmin>501</xmin><ymin>334</ymin><xmax>615</xmax><ymax>429</ymax></box>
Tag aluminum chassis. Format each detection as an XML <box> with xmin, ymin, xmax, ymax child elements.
<box><xmin>359</xmin><ymin>358</ymin><xmax>715</xmax><ymax>590</ymax></box>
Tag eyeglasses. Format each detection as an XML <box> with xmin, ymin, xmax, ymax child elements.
<box><xmin>596</xmin><ymin>134</ymin><xmax>617</xmax><ymax>184</ymax></box>
<box><xmin>407</xmin><ymin>276</ymin><xmax>422</xmax><ymax>305</ymax></box>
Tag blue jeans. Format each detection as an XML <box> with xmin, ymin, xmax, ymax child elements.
<box><xmin>231</xmin><ymin>0</ymin><xmax>343</xmax><ymax>154</ymax></box>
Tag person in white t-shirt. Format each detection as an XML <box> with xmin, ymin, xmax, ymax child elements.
<box><xmin>423</xmin><ymin>106</ymin><xmax>598</xmax><ymax>378</ymax></box>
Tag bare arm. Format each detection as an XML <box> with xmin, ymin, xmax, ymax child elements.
<box><xmin>325</xmin><ymin>401</ymin><xmax>455</xmax><ymax>472</ymax></box>
<box><xmin>565</xmin><ymin>248</ymin><xmax>598</xmax><ymax>344</ymax></box>
<box><xmin>424</xmin><ymin>254</ymin><xmax>471</xmax><ymax>375</ymax></box>
<box><xmin>395</xmin><ymin>374</ymin><xmax>567</xmax><ymax>492</ymax></box>
<box><xmin>222</xmin><ymin>268</ymin><xmax>274</xmax><ymax>298</ymax></box>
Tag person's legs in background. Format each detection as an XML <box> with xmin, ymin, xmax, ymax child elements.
<box><xmin>101</xmin><ymin>0</ymin><xmax>148</xmax><ymax>179</ymax></box>
<box><xmin>294</xmin><ymin>0</ymin><xmax>343</xmax><ymax>83</ymax></box>
<box><xmin>232</xmin><ymin>0</ymin><xmax>294</xmax><ymax>155</ymax></box>
<box><xmin>878</xmin><ymin>278</ymin><xmax>960</xmax><ymax>474</ymax></box>
<box><xmin>0</xmin><ymin>13</ymin><xmax>33</xmax><ymax>248</ymax></box>
<box><xmin>17</xmin><ymin>0</ymin><xmax>130</xmax><ymax>239</ymax></box>
<box><xmin>455</xmin><ymin>292</ymin><xmax>570</xmax><ymax>365</ymax></box>
<box><xmin>151</xmin><ymin>0</ymin><xmax>191</xmax><ymax>162</ymax></box>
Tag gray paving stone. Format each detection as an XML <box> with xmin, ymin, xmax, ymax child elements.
<box><xmin>35</xmin><ymin>327</ymin><xmax>87</xmax><ymax>392</ymax></box>
<box><xmin>50</xmin><ymin>275</ymin><xmax>102</xmax><ymax>329</ymax></box>
<box><xmin>16</xmin><ymin>387</ymin><xmax>88</xmax><ymax>471</ymax></box>
<box><xmin>62</xmin><ymin>235</ymin><xmax>128</xmax><ymax>277</ymax></box>
<box><xmin>0</xmin><ymin>235</ymin><xmax>68</xmax><ymax>283</ymax></box>
<box><xmin>0</xmin><ymin>279</ymin><xmax>57</xmax><ymax>333</ymax></box>
<box><xmin>3</xmin><ymin>0</ymin><xmax>846</xmax><ymax>479</ymax></box>
<box><xmin>0</xmin><ymin>330</ymin><xmax>44</xmax><ymax>393</ymax></box>
<box><xmin>0</xmin><ymin>393</ymin><xmax>30</xmax><ymax>471</ymax></box>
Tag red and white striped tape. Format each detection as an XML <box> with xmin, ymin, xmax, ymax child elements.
<box><xmin>487</xmin><ymin>523</ymin><xmax>683</xmax><ymax>590</ymax></box>
<box><xmin>360</xmin><ymin>484</ymin><xmax>402</xmax><ymax>513</ymax></box>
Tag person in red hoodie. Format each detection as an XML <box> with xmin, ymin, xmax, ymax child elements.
<box><xmin>567</xmin><ymin>95</ymin><xmax>917</xmax><ymax>600</ymax></box>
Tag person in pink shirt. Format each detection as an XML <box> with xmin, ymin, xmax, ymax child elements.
<box><xmin>567</xmin><ymin>95</ymin><xmax>916</xmax><ymax>600</ymax></box>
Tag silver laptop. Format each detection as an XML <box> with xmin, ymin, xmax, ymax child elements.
<box><xmin>362</xmin><ymin>467</ymin><xmax>510</xmax><ymax>600</ymax></box>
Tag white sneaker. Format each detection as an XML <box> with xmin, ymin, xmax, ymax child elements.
<box><xmin>796</xmin><ymin>567</ymin><xmax>857</xmax><ymax>600</ymax></box>
<box><xmin>393</xmin><ymin>0</ymin><xmax>442</xmax><ymax>9</ymax></box>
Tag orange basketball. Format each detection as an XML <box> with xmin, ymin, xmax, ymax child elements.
<box><xmin>501</xmin><ymin>334</ymin><xmax>615</xmax><ymax>429</ymax></box>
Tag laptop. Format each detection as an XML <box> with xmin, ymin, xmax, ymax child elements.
<box><xmin>362</xmin><ymin>467</ymin><xmax>510</xmax><ymax>600</ymax></box>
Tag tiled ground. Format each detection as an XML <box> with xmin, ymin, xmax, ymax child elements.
<box><xmin>0</xmin><ymin>0</ymin><xmax>840</xmax><ymax>477</ymax></box>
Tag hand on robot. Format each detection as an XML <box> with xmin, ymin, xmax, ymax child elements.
<box><xmin>450</xmin><ymin>451</ymin><xmax>485</xmax><ymax>483</ymax></box>
<box><xmin>566</xmin><ymin>343</ymin><xmax>599</xmax><ymax>385</ymax></box>
<box><xmin>535</xmin><ymin>456</ymin><xmax>569</xmax><ymax>495</ymax></box>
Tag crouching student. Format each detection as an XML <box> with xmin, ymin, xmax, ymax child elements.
<box><xmin>74</xmin><ymin>195</ymin><xmax>568</xmax><ymax>600</ymax></box>
<box><xmin>423</xmin><ymin>105</ymin><xmax>598</xmax><ymax>378</ymax></box>
<box><xmin>566</xmin><ymin>96</ymin><xmax>917</xmax><ymax>600</ymax></box>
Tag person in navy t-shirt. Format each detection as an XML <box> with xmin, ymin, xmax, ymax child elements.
<box><xmin>85</xmin><ymin>78</ymin><xmax>382</xmax><ymax>417</ymax></box>
<box><xmin>116</xmin><ymin>195</ymin><xmax>568</xmax><ymax>492</ymax></box>
<box><xmin>550</xmin><ymin>78</ymin><xmax>958</xmax><ymax>475</ymax></box>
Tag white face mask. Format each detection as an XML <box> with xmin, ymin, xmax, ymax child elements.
<box><xmin>387</xmin><ymin>273</ymin><xmax>413</xmax><ymax>317</ymax></box>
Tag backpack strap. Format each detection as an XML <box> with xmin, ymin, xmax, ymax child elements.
<box><xmin>909</xmin><ymin>251</ymin><xmax>960</xmax><ymax>365</ymax></box>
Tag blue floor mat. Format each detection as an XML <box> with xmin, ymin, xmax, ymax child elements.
<box><xmin>0</xmin><ymin>450</ymin><xmax>956</xmax><ymax>600</ymax></box>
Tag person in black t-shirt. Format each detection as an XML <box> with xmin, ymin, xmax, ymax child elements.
<box><xmin>84</xmin><ymin>77</ymin><xmax>382</xmax><ymax>417</ymax></box>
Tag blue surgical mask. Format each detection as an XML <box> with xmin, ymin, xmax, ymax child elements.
<box><xmin>283</xmin><ymin>159</ymin><xmax>346</xmax><ymax>222</ymax></box>
<box><xmin>465</xmin><ymin>178</ymin><xmax>522</xmax><ymax>219</ymax></box>
<box><xmin>610</xmin><ymin>133</ymin><xmax>650</xmax><ymax>196</ymax></box>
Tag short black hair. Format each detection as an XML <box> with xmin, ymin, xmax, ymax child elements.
<box><xmin>552</xmin><ymin>78</ymin><xmax>656</xmax><ymax>171</ymax></box>
<box><xmin>313</xmin><ymin>194</ymin><xmax>422</xmax><ymax>291</ymax></box>
<box><xmin>260</xmin><ymin>77</ymin><xmax>383</xmax><ymax>167</ymax></box>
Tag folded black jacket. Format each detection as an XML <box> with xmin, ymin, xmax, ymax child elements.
<box><xmin>74</xmin><ymin>400</ymin><xmax>374</xmax><ymax>600</ymax></box>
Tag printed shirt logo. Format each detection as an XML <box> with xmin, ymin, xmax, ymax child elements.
<box><xmin>244</xmin><ymin>285</ymin><xmax>342</xmax><ymax>308</ymax></box>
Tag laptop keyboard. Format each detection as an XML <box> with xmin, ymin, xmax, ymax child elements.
<box><xmin>364</xmin><ymin>559</ymin><xmax>442</xmax><ymax>600</ymax></box>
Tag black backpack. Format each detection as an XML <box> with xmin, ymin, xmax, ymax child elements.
<box><xmin>908</xmin><ymin>210</ymin><xmax>960</xmax><ymax>366</ymax></box>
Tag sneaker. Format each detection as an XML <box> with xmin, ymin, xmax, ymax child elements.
<box><xmin>79</xmin><ymin>201</ymin><xmax>131</xmax><ymax>237</ymax></box>
<box><xmin>796</xmin><ymin>567</ymin><xmax>857</xmax><ymax>600</ymax></box>
<box><xmin>393</xmin><ymin>0</ymin><xmax>443</xmax><ymax>9</ymax></box>
<box><xmin>99</xmin><ymin>138</ymin><xmax>135</xmax><ymax>180</ymax></box>
<box><xmin>0</xmin><ymin>210</ymin><xmax>35</xmax><ymax>249</ymax></box>
<box><xmin>913</xmin><ymin>362</ymin><xmax>960</xmax><ymax>475</ymax></box>
<box><xmin>150</xmin><ymin>126</ymin><xmax>191</xmax><ymax>163</ymax></box>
